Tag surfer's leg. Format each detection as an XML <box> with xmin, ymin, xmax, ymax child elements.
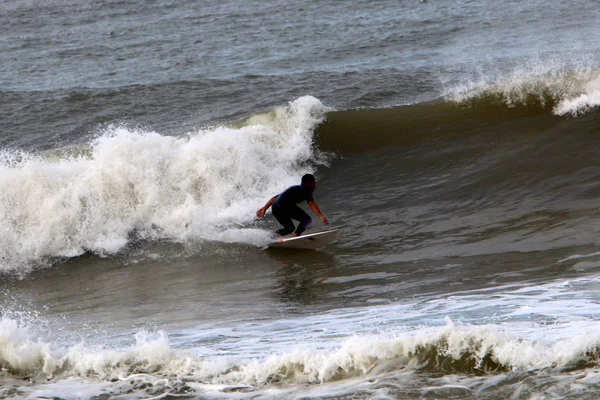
<box><xmin>289</xmin><ymin>206</ymin><xmax>312</xmax><ymax>236</ymax></box>
<box><xmin>272</xmin><ymin>206</ymin><xmax>295</xmax><ymax>236</ymax></box>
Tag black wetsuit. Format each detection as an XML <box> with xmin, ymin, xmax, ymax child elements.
<box><xmin>272</xmin><ymin>185</ymin><xmax>314</xmax><ymax>236</ymax></box>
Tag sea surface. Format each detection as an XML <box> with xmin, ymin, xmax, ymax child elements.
<box><xmin>2</xmin><ymin>0</ymin><xmax>600</xmax><ymax>399</ymax></box>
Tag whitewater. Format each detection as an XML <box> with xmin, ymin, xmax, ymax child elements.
<box><xmin>4</xmin><ymin>0</ymin><xmax>600</xmax><ymax>399</ymax></box>
<box><xmin>0</xmin><ymin>97</ymin><xmax>330</xmax><ymax>272</ymax></box>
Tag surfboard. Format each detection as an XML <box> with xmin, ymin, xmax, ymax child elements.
<box><xmin>267</xmin><ymin>228</ymin><xmax>340</xmax><ymax>250</ymax></box>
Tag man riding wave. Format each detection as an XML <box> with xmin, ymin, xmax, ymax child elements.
<box><xmin>256</xmin><ymin>174</ymin><xmax>329</xmax><ymax>237</ymax></box>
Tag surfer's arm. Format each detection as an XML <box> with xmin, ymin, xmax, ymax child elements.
<box><xmin>307</xmin><ymin>200</ymin><xmax>329</xmax><ymax>225</ymax></box>
<box><xmin>256</xmin><ymin>196</ymin><xmax>277</xmax><ymax>218</ymax></box>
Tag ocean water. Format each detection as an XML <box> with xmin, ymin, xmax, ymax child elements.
<box><xmin>3</xmin><ymin>0</ymin><xmax>600</xmax><ymax>398</ymax></box>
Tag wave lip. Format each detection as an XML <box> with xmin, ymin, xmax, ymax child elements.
<box><xmin>553</xmin><ymin>74</ymin><xmax>600</xmax><ymax>115</ymax></box>
<box><xmin>444</xmin><ymin>60</ymin><xmax>600</xmax><ymax>116</ymax></box>
<box><xmin>0</xmin><ymin>96</ymin><xmax>330</xmax><ymax>273</ymax></box>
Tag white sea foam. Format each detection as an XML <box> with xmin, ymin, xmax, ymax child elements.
<box><xmin>3</xmin><ymin>314</ymin><xmax>600</xmax><ymax>397</ymax></box>
<box><xmin>553</xmin><ymin>73</ymin><xmax>600</xmax><ymax>115</ymax></box>
<box><xmin>5</xmin><ymin>278</ymin><xmax>600</xmax><ymax>384</ymax></box>
<box><xmin>0</xmin><ymin>96</ymin><xmax>330</xmax><ymax>272</ymax></box>
<box><xmin>0</xmin><ymin>316</ymin><xmax>201</xmax><ymax>379</ymax></box>
<box><xmin>5</xmin><ymin>275</ymin><xmax>600</xmax><ymax>397</ymax></box>
<box><xmin>443</xmin><ymin>58</ymin><xmax>600</xmax><ymax>116</ymax></box>
<box><xmin>0</xmin><ymin>317</ymin><xmax>62</xmax><ymax>377</ymax></box>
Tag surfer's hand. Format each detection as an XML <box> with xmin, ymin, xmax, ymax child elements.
<box><xmin>321</xmin><ymin>216</ymin><xmax>329</xmax><ymax>225</ymax></box>
<box><xmin>256</xmin><ymin>208</ymin><xmax>265</xmax><ymax>218</ymax></box>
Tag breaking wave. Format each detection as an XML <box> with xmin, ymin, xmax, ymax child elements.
<box><xmin>3</xmin><ymin>316</ymin><xmax>600</xmax><ymax>398</ymax></box>
<box><xmin>444</xmin><ymin>59</ymin><xmax>600</xmax><ymax>116</ymax></box>
<box><xmin>0</xmin><ymin>96</ymin><xmax>330</xmax><ymax>273</ymax></box>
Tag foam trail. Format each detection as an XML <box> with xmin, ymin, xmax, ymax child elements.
<box><xmin>0</xmin><ymin>96</ymin><xmax>330</xmax><ymax>272</ymax></box>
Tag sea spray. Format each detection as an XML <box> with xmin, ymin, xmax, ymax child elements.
<box><xmin>0</xmin><ymin>96</ymin><xmax>330</xmax><ymax>272</ymax></box>
<box><xmin>443</xmin><ymin>57</ymin><xmax>600</xmax><ymax>116</ymax></box>
<box><xmin>0</xmin><ymin>317</ymin><xmax>63</xmax><ymax>377</ymax></box>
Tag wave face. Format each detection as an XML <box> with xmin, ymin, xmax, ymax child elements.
<box><xmin>0</xmin><ymin>96</ymin><xmax>329</xmax><ymax>272</ymax></box>
<box><xmin>3</xmin><ymin>76</ymin><xmax>600</xmax><ymax>274</ymax></box>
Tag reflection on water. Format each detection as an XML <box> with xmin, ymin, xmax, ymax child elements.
<box><xmin>268</xmin><ymin>249</ymin><xmax>338</xmax><ymax>310</ymax></box>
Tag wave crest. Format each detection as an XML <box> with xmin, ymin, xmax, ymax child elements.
<box><xmin>0</xmin><ymin>96</ymin><xmax>330</xmax><ymax>272</ymax></box>
<box><xmin>4</xmin><ymin>318</ymin><xmax>600</xmax><ymax>387</ymax></box>
<box><xmin>445</xmin><ymin>62</ymin><xmax>600</xmax><ymax>116</ymax></box>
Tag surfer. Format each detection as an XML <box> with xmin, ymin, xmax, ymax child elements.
<box><xmin>256</xmin><ymin>174</ymin><xmax>329</xmax><ymax>237</ymax></box>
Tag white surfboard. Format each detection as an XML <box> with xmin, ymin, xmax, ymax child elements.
<box><xmin>267</xmin><ymin>228</ymin><xmax>340</xmax><ymax>250</ymax></box>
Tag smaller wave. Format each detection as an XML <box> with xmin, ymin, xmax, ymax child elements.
<box><xmin>444</xmin><ymin>60</ymin><xmax>600</xmax><ymax>116</ymax></box>
<box><xmin>3</xmin><ymin>317</ymin><xmax>600</xmax><ymax>397</ymax></box>
<box><xmin>207</xmin><ymin>319</ymin><xmax>600</xmax><ymax>385</ymax></box>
